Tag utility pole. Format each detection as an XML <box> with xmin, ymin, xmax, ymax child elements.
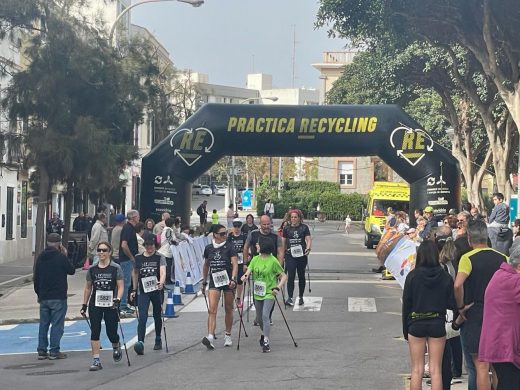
<box><xmin>292</xmin><ymin>25</ymin><xmax>296</xmax><ymax>88</ymax></box>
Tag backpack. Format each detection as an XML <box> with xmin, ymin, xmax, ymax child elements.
<box><xmin>196</xmin><ymin>205</ymin><xmax>204</xmax><ymax>216</ymax></box>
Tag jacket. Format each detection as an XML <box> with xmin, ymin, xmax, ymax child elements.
<box><xmin>34</xmin><ymin>247</ymin><xmax>75</xmax><ymax>301</ymax></box>
<box><xmin>88</xmin><ymin>220</ymin><xmax>108</xmax><ymax>256</ymax></box>
<box><xmin>402</xmin><ymin>266</ymin><xmax>456</xmax><ymax>339</ymax></box>
<box><xmin>479</xmin><ymin>262</ymin><xmax>520</xmax><ymax>368</ymax></box>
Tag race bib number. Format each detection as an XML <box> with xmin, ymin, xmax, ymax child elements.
<box><xmin>290</xmin><ymin>245</ymin><xmax>304</xmax><ymax>257</ymax></box>
<box><xmin>141</xmin><ymin>276</ymin><xmax>158</xmax><ymax>293</ymax></box>
<box><xmin>237</xmin><ymin>253</ymin><xmax>244</xmax><ymax>265</ymax></box>
<box><xmin>95</xmin><ymin>290</ymin><xmax>113</xmax><ymax>307</ymax></box>
<box><xmin>254</xmin><ymin>281</ymin><xmax>266</xmax><ymax>297</ymax></box>
<box><xmin>211</xmin><ymin>270</ymin><xmax>229</xmax><ymax>288</ymax></box>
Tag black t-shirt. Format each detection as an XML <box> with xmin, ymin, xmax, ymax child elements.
<box><xmin>87</xmin><ymin>261</ymin><xmax>123</xmax><ymax>307</ymax></box>
<box><xmin>241</xmin><ymin>223</ymin><xmax>258</xmax><ymax>236</ymax></box>
<box><xmin>119</xmin><ymin>222</ymin><xmax>138</xmax><ymax>262</ymax></box>
<box><xmin>134</xmin><ymin>252</ymin><xmax>166</xmax><ymax>293</ymax></box>
<box><xmin>283</xmin><ymin>224</ymin><xmax>311</xmax><ymax>258</ymax></box>
<box><xmin>228</xmin><ymin>232</ymin><xmax>247</xmax><ymax>265</ymax></box>
<box><xmin>246</xmin><ymin>230</ymin><xmax>280</xmax><ymax>258</ymax></box>
<box><xmin>204</xmin><ymin>242</ymin><xmax>237</xmax><ymax>287</ymax></box>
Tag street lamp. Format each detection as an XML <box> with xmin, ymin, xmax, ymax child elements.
<box><xmin>109</xmin><ymin>0</ymin><xmax>204</xmax><ymax>45</ymax></box>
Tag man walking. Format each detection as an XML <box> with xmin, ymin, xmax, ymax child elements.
<box><xmin>487</xmin><ymin>192</ymin><xmax>510</xmax><ymax>251</ymax></box>
<box><xmin>34</xmin><ymin>233</ymin><xmax>75</xmax><ymax>360</ymax></box>
<box><xmin>110</xmin><ymin>214</ymin><xmax>126</xmax><ymax>263</ymax></box>
<box><xmin>197</xmin><ymin>200</ymin><xmax>208</xmax><ymax>227</ymax></box>
<box><xmin>153</xmin><ymin>212</ymin><xmax>170</xmax><ymax>236</ymax></box>
<box><xmin>119</xmin><ymin>209</ymin><xmax>140</xmax><ymax>315</ymax></box>
<box><xmin>88</xmin><ymin>213</ymin><xmax>108</xmax><ymax>266</ymax></box>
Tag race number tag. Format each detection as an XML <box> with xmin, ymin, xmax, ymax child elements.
<box><xmin>95</xmin><ymin>290</ymin><xmax>113</xmax><ymax>307</ymax></box>
<box><xmin>253</xmin><ymin>281</ymin><xmax>266</xmax><ymax>297</ymax></box>
<box><xmin>237</xmin><ymin>253</ymin><xmax>244</xmax><ymax>265</ymax></box>
<box><xmin>141</xmin><ymin>276</ymin><xmax>158</xmax><ymax>293</ymax></box>
<box><xmin>290</xmin><ymin>245</ymin><xmax>304</xmax><ymax>257</ymax></box>
<box><xmin>212</xmin><ymin>270</ymin><xmax>229</xmax><ymax>288</ymax></box>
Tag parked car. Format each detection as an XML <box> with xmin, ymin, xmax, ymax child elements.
<box><xmin>191</xmin><ymin>184</ymin><xmax>202</xmax><ymax>195</ymax></box>
<box><xmin>216</xmin><ymin>185</ymin><xmax>227</xmax><ymax>196</ymax></box>
<box><xmin>201</xmin><ymin>185</ymin><xmax>212</xmax><ymax>196</ymax></box>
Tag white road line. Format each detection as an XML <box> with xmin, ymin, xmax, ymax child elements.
<box><xmin>292</xmin><ymin>297</ymin><xmax>322</xmax><ymax>312</ymax></box>
<box><xmin>348</xmin><ymin>297</ymin><xmax>377</xmax><ymax>312</ymax></box>
<box><xmin>312</xmin><ymin>252</ymin><xmax>376</xmax><ymax>256</ymax></box>
<box><xmin>311</xmin><ymin>280</ymin><xmax>398</xmax><ymax>284</ymax></box>
<box><xmin>0</xmin><ymin>324</ymin><xmax>18</xmax><ymax>331</ymax></box>
<box><xmin>64</xmin><ymin>321</ymin><xmax>77</xmax><ymax>327</ymax></box>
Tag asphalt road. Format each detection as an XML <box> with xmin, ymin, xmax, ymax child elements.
<box><xmin>0</xmin><ymin>224</ymin><xmax>411</xmax><ymax>390</ymax></box>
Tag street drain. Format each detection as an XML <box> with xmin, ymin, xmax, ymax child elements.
<box><xmin>5</xmin><ymin>362</ymin><xmax>53</xmax><ymax>370</ymax></box>
<box><xmin>26</xmin><ymin>369</ymin><xmax>80</xmax><ymax>376</ymax></box>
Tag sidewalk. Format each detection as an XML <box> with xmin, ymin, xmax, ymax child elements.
<box><xmin>0</xmin><ymin>256</ymin><xmax>34</xmax><ymax>287</ymax></box>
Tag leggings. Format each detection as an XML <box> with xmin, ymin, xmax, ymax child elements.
<box><xmin>254</xmin><ymin>299</ymin><xmax>275</xmax><ymax>339</ymax></box>
<box><xmin>285</xmin><ymin>256</ymin><xmax>307</xmax><ymax>299</ymax></box>
<box><xmin>165</xmin><ymin>257</ymin><xmax>174</xmax><ymax>284</ymax></box>
<box><xmin>493</xmin><ymin>362</ymin><xmax>520</xmax><ymax>390</ymax></box>
<box><xmin>88</xmin><ymin>305</ymin><xmax>120</xmax><ymax>343</ymax></box>
<box><xmin>137</xmin><ymin>291</ymin><xmax>163</xmax><ymax>342</ymax></box>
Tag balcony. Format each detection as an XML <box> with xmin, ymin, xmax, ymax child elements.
<box><xmin>0</xmin><ymin>131</ymin><xmax>25</xmax><ymax>167</ymax></box>
<box><xmin>321</xmin><ymin>51</ymin><xmax>358</xmax><ymax>64</ymax></box>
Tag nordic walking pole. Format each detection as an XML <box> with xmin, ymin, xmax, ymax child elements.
<box><xmin>306</xmin><ymin>262</ymin><xmax>312</xmax><ymax>293</ymax></box>
<box><xmin>115</xmin><ymin>306</ymin><xmax>131</xmax><ymax>366</ymax></box>
<box><xmin>160</xmin><ymin>300</ymin><xmax>169</xmax><ymax>353</ymax></box>
<box><xmin>273</xmin><ymin>294</ymin><xmax>298</xmax><ymax>347</ymax></box>
<box><xmin>82</xmin><ymin>312</ymin><xmax>102</xmax><ymax>349</ymax></box>
<box><xmin>237</xmin><ymin>287</ymin><xmax>248</xmax><ymax>337</ymax></box>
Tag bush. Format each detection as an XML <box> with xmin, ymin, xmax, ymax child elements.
<box><xmin>285</xmin><ymin>181</ymin><xmax>340</xmax><ymax>193</ymax></box>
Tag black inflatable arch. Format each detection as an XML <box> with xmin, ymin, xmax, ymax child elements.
<box><xmin>140</xmin><ymin>104</ymin><xmax>460</xmax><ymax>223</ymax></box>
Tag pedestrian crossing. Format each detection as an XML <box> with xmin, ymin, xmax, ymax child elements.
<box><xmin>179</xmin><ymin>295</ymin><xmax>382</xmax><ymax>313</ymax></box>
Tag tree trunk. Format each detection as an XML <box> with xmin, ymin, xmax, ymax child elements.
<box><xmin>34</xmin><ymin>166</ymin><xmax>50</xmax><ymax>266</ymax></box>
<box><xmin>62</xmin><ymin>180</ymin><xmax>74</xmax><ymax>244</ymax></box>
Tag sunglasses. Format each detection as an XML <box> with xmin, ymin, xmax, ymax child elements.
<box><xmin>216</xmin><ymin>231</ymin><xmax>227</xmax><ymax>237</ymax></box>
<box><xmin>97</xmin><ymin>248</ymin><xmax>109</xmax><ymax>253</ymax></box>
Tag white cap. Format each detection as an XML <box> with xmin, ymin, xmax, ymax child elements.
<box><xmin>233</xmin><ymin>218</ymin><xmax>242</xmax><ymax>223</ymax></box>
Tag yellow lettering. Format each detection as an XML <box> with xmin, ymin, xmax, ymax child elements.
<box><xmin>310</xmin><ymin>118</ymin><xmax>318</xmax><ymax>133</ymax></box>
<box><xmin>180</xmin><ymin>132</ymin><xmax>193</xmax><ymax>149</ymax></box>
<box><xmin>318</xmin><ymin>118</ymin><xmax>327</xmax><ymax>133</ymax></box>
<box><xmin>344</xmin><ymin>118</ymin><xmax>352</xmax><ymax>132</ymax></box>
<box><xmin>368</xmin><ymin>117</ymin><xmax>377</xmax><ymax>132</ymax></box>
<box><xmin>278</xmin><ymin>118</ymin><xmax>287</xmax><ymax>133</ymax></box>
<box><xmin>415</xmin><ymin>132</ymin><xmax>425</xmax><ymax>149</ymax></box>
<box><xmin>192</xmin><ymin>130</ymin><xmax>206</xmax><ymax>151</ymax></box>
<box><xmin>237</xmin><ymin>117</ymin><xmax>247</xmax><ymax>132</ymax></box>
<box><xmin>402</xmin><ymin>132</ymin><xmax>415</xmax><ymax>150</ymax></box>
<box><xmin>256</xmin><ymin>118</ymin><xmax>265</xmax><ymax>132</ymax></box>
<box><xmin>227</xmin><ymin>117</ymin><xmax>237</xmax><ymax>132</ymax></box>
<box><xmin>246</xmin><ymin>118</ymin><xmax>255</xmax><ymax>132</ymax></box>
<box><xmin>300</xmin><ymin>118</ymin><xmax>309</xmax><ymax>133</ymax></box>
<box><xmin>265</xmin><ymin>118</ymin><xmax>274</xmax><ymax>132</ymax></box>
<box><xmin>272</xmin><ymin>118</ymin><xmax>279</xmax><ymax>133</ymax></box>
<box><xmin>336</xmin><ymin>118</ymin><xmax>345</xmax><ymax>133</ymax></box>
<box><xmin>286</xmin><ymin>118</ymin><xmax>295</xmax><ymax>133</ymax></box>
<box><xmin>327</xmin><ymin>118</ymin><xmax>337</xmax><ymax>132</ymax></box>
<box><xmin>358</xmin><ymin>117</ymin><xmax>368</xmax><ymax>132</ymax></box>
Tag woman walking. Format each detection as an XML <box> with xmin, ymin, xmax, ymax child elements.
<box><xmin>402</xmin><ymin>240</ymin><xmax>456</xmax><ymax>390</ymax></box>
<box><xmin>282</xmin><ymin>210</ymin><xmax>311</xmax><ymax>306</ymax></box>
<box><xmin>242</xmin><ymin>236</ymin><xmax>287</xmax><ymax>352</ymax></box>
<box><xmin>80</xmin><ymin>242</ymin><xmax>124</xmax><ymax>371</ymax></box>
<box><xmin>200</xmin><ymin>224</ymin><xmax>238</xmax><ymax>349</ymax></box>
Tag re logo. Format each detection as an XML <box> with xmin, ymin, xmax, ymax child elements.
<box><xmin>169</xmin><ymin>127</ymin><xmax>214</xmax><ymax>166</ymax></box>
<box><xmin>389</xmin><ymin>126</ymin><xmax>434</xmax><ymax>166</ymax></box>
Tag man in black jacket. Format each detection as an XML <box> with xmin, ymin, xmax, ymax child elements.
<box><xmin>34</xmin><ymin>233</ymin><xmax>75</xmax><ymax>360</ymax></box>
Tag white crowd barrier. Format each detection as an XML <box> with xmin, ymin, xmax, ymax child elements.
<box><xmin>171</xmin><ymin>235</ymin><xmax>212</xmax><ymax>289</ymax></box>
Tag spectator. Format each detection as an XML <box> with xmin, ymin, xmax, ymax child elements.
<box><xmin>226</xmin><ymin>203</ymin><xmax>235</xmax><ymax>228</ymax></box>
<box><xmin>263</xmin><ymin>198</ymin><xmax>274</xmax><ymax>219</ymax></box>
<box><xmin>88</xmin><ymin>213</ymin><xmax>108</xmax><ymax>265</ymax></box>
<box><xmin>119</xmin><ymin>209</ymin><xmax>140</xmax><ymax>315</ymax></box>
<box><xmin>158</xmin><ymin>217</ymin><xmax>177</xmax><ymax>285</ymax></box>
<box><xmin>153</xmin><ymin>212</ymin><xmax>170</xmax><ymax>236</ymax></box>
<box><xmin>454</xmin><ymin>220</ymin><xmax>507</xmax><ymax>390</ymax></box>
<box><xmin>135</xmin><ymin>222</ymin><xmax>145</xmax><ymax>255</ymax></box>
<box><xmin>110</xmin><ymin>214</ymin><xmax>126</xmax><ymax>263</ymax></box>
<box><xmin>470</xmin><ymin>207</ymin><xmax>481</xmax><ymax>221</ymax></box>
<box><xmin>419</xmin><ymin>206</ymin><xmax>437</xmax><ymax>240</ymax></box>
<box><xmin>88</xmin><ymin>206</ymin><xmax>107</xmax><ymax>239</ymax></box>
<box><xmin>144</xmin><ymin>218</ymin><xmax>155</xmax><ymax>235</ymax></box>
<box><xmin>479</xmin><ymin>247</ymin><xmax>520</xmax><ymax>389</ymax></box>
<box><xmin>34</xmin><ymin>233</ymin><xmax>75</xmax><ymax>360</ymax></box>
<box><xmin>47</xmin><ymin>212</ymin><xmax>64</xmax><ymax>235</ymax></box>
<box><xmin>402</xmin><ymin>240</ymin><xmax>456</xmax><ymax>390</ymax></box>
<box><xmin>197</xmin><ymin>201</ymin><xmax>208</xmax><ymax>227</ymax></box>
<box><xmin>211</xmin><ymin>209</ymin><xmax>219</xmax><ymax>225</ymax></box>
<box><xmin>73</xmin><ymin>212</ymin><xmax>88</xmax><ymax>232</ymax></box>
<box><xmin>513</xmin><ymin>219</ymin><xmax>520</xmax><ymax>240</ymax></box>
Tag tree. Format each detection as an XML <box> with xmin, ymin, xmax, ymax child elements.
<box><xmin>2</xmin><ymin>3</ymin><xmax>146</xmax><ymax>259</ymax></box>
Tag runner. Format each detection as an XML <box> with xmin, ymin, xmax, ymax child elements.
<box><xmin>282</xmin><ymin>210</ymin><xmax>312</xmax><ymax>306</ymax></box>
<box><xmin>130</xmin><ymin>233</ymin><xmax>166</xmax><ymax>355</ymax></box>
<box><xmin>80</xmin><ymin>241</ymin><xmax>124</xmax><ymax>371</ymax></box>
<box><xmin>241</xmin><ymin>236</ymin><xmax>287</xmax><ymax>352</ymax></box>
<box><xmin>241</xmin><ymin>214</ymin><xmax>258</xmax><ymax>236</ymax></box>
<box><xmin>201</xmin><ymin>224</ymin><xmax>239</xmax><ymax>349</ymax></box>
<box><xmin>227</xmin><ymin>218</ymin><xmax>247</xmax><ymax>309</ymax></box>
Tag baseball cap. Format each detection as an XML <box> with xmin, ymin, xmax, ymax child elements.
<box><xmin>424</xmin><ymin>206</ymin><xmax>434</xmax><ymax>213</ymax></box>
<box><xmin>232</xmin><ymin>218</ymin><xmax>242</xmax><ymax>225</ymax></box>
<box><xmin>47</xmin><ymin>233</ymin><xmax>61</xmax><ymax>243</ymax></box>
<box><xmin>114</xmin><ymin>213</ymin><xmax>126</xmax><ymax>223</ymax></box>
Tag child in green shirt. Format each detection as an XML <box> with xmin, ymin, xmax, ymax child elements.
<box><xmin>242</xmin><ymin>236</ymin><xmax>287</xmax><ymax>352</ymax></box>
<box><xmin>211</xmin><ymin>209</ymin><xmax>219</xmax><ymax>225</ymax></box>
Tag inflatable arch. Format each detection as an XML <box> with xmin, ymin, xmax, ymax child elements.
<box><xmin>140</xmin><ymin>104</ymin><xmax>460</xmax><ymax>223</ymax></box>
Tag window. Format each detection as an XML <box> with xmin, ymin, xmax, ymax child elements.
<box><xmin>6</xmin><ymin>187</ymin><xmax>14</xmax><ymax>240</ymax></box>
<box><xmin>338</xmin><ymin>162</ymin><xmax>354</xmax><ymax>186</ymax></box>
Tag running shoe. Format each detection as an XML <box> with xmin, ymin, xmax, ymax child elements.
<box><xmin>259</xmin><ymin>335</ymin><xmax>264</xmax><ymax>347</ymax></box>
<box><xmin>153</xmin><ymin>339</ymin><xmax>162</xmax><ymax>351</ymax></box>
<box><xmin>202</xmin><ymin>336</ymin><xmax>215</xmax><ymax>350</ymax></box>
<box><xmin>285</xmin><ymin>298</ymin><xmax>294</xmax><ymax>306</ymax></box>
<box><xmin>298</xmin><ymin>297</ymin><xmax>304</xmax><ymax>305</ymax></box>
<box><xmin>37</xmin><ymin>351</ymin><xmax>48</xmax><ymax>360</ymax></box>
<box><xmin>224</xmin><ymin>334</ymin><xmax>232</xmax><ymax>347</ymax></box>
<box><xmin>262</xmin><ymin>341</ymin><xmax>271</xmax><ymax>353</ymax></box>
<box><xmin>89</xmin><ymin>359</ymin><xmax>103</xmax><ymax>371</ymax></box>
<box><xmin>48</xmin><ymin>352</ymin><xmax>67</xmax><ymax>360</ymax></box>
<box><xmin>253</xmin><ymin>320</ymin><xmax>259</xmax><ymax>326</ymax></box>
<box><xmin>134</xmin><ymin>341</ymin><xmax>144</xmax><ymax>355</ymax></box>
<box><xmin>451</xmin><ymin>377</ymin><xmax>462</xmax><ymax>384</ymax></box>
<box><xmin>270</xmin><ymin>319</ymin><xmax>273</xmax><ymax>325</ymax></box>
<box><xmin>112</xmin><ymin>344</ymin><xmax>122</xmax><ymax>362</ymax></box>
<box><xmin>372</xmin><ymin>266</ymin><xmax>385</xmax><ymax>273</ymax></box>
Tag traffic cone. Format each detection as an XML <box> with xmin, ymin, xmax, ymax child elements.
<box><xmin>163</xmin><ymin>290</ymin><xmax>178</xmax><ymax>318</ymax></box>
<box><xmin>184</xmin><ymin>272</ymin><xmax>195</xmax><ymax>294</ymax></box>
<box><xmin>82</xmin><ymin>257</ymin><xmax>90</xmax><ymax>270</ymax></box>
<box><xmin>173</xmin><ymin>281</ymin><xmax>184</xmax><ymax>305</ymax></box>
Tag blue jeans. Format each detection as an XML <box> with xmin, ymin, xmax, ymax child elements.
<box><xmin>460</xmin><ymin>325</ymin><xmax>477</xmax><ymax>390</ymax></box>
<box><xmin>120</xmin><ymin>260</ymin><xmax>134</xmax><ymax>308</ymax></box>
<box><xmin>38</xmin><ymin>299</ymin><xmax>67</xmax><ymax>354</ymax></box>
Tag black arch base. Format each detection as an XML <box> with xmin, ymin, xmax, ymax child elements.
<box><xmin>140</xmin><ymin>104</ymin><xmax>460</xmax><ymax>223</ymax></box>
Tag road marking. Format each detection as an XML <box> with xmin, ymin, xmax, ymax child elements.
<box><xmin>0</xmin><ymin>324</ymin><xmax>18</xmax><ymax>331</ymax></box>
<box><xmin>312</xmin><ymin>252</ymin><xmax>376</xmax><ymax>257</ymax></box>
<box><xmin>64</xmin><ymin>321</ymin><xmax>77</xmax><ymax>327</ymax></box>
<box><xmin>348</xmin><ymin>297</ymin><xmax>377</xmax><ymax>312</ymax></box>
<box><xmin>310</xmin><ymin>280</ymin><xmax>399</xmax><ymax>285</ymax></box>
<box><xmin>292</xmin><ymin>296</ymin><xmax>322</xmax><ymax>312</ymax></box>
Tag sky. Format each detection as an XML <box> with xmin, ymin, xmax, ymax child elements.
<box><xmin>131</xmin><ymin>0</ymin><xmax>346</xmax><ymax>90</ymax></box>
